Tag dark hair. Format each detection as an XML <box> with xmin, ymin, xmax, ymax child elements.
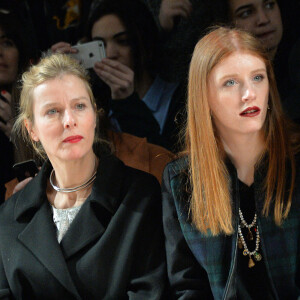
<box><xmin>0</xmin><ymin>11</ymin><xmax>31</xmax><ymax>74</ymax></box>
<box><xmin>86</xmin><ymin>0</ymin><xmax>159</xmax><ymax>79</ymax></box>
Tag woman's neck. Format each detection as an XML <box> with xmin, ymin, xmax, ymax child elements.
<box><xmin>47</xmin><ymin>152</ymin><xmax>97</xmax><ymax>208</ymax></box>
<box><xmin>135</xmin><ymin>71</ymin><xmax>154</xmax><ymax>99</ymax></box>
<box><xmin>221</xmin><ymin>131</ymin><xmax>265</xmax><ymax>186</ymax></box>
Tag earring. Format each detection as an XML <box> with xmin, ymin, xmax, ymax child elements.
<box><xmin>267</xmin><ymin>104</ymin><xmax>270</xmax><ymax>110</ymax></box>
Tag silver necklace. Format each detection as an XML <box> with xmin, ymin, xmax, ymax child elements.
<box><xmin>238</xmin><ymin>208</ymin><xmax>262</xmax><ymax>268</ymax></box>
<box><xmin>50</xmin><ymin>160</ymin><xmax>97</xmax><ymax>193</ymax></box>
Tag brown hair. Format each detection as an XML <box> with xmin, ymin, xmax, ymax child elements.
<box><xmin>184</xmin><ymin>26</ymin><xmax>298</xmax><ymax>235</ymax></box>
<box><xmin>12</xmin><ymin>53</ymin><xmax>101</xmax><ymax>159</ymax></box>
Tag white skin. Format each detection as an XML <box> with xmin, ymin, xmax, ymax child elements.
<box><xmin>208</xmin><ymin>52</ymin><xmax>269</xmax><ymax>185</ymax></box>
<box><xmin>25</xmin><ymin>74</ymin><xmax>97</xmax><ymax>208</ymax></box>
<box><xmin>228</xmin><ymin>0</ymin><xmax>283</xmax><ymax>59</ymax></box>
<box><xmin>52</xmin><ymin>14</ymin><xmax>153</xmax><ymax>99</ymax></box>
<box><xmin>0</xmin><ymin>28</ymin><xmax>19</xmax><ymax>138</ymax></box>
<box><xmin>158</xmin><ymin>0</ymin><xmax>192</xmax><ymax>31</ymax></box>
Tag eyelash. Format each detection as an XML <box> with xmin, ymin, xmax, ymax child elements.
<box><xmin>253</xmin><ymin>74</ymin><xmax>264</xmax><ymax>81</ymax></box>
<box><xmin>224</xmin><ymin>79</ymin><xmax>236</xmax><ymax>87</ymax></box>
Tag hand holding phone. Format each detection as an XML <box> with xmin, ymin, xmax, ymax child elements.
<box><xmin>13</xmin><ymin>160</ymin><xmax>39</xmax><ymax>182</ymax></box>
<box><xmin>70</xmin><ymin>40</ymin><xmax>106</xmax><ymax>69</ymax></box>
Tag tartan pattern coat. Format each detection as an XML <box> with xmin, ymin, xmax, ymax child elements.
<box><xmin>162</xmin><ymin>155</ymin><xmax>300</xmax><ymax>299</ymax></box>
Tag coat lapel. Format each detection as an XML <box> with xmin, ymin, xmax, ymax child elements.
<box><xmin>14</xmin><ymin>162</ymin><xmax>81</xmax><ymax>299</ymax></box>
<box><xmin>60</xmin><ymin>154</ymin><xmax>126</xmax><ymax>260</ymax></box>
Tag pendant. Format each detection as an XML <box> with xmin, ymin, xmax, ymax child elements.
<box><xmin>238</xmin><ymin>237</ymin><xmax>243</xmax><ymax>249</ymax></box>
<box><xmin>243</xmin><ymin>249</ymin><xmax>248</xmax><ymax>256</ymax></box>
<box><xmin>248</xmin><ymin>257</ymin><xmax>255</xmax><ymax>268</ymax></box>
<box><xmin>247</xmin><ymin>229</ymin><xmax>253</xmax><ymax>241</ymax></box>
<box><xmin>254</xmin><ymin>252</ymin><xmax>262</xmax><ymax>262</ymax></box>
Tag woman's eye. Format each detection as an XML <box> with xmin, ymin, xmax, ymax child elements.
<box><xmin>76</xmin><ymin>103</ymin><xmax>86</xmax><ymax>110</ymax></box>
<box><xmin>46</xmin><ymin>108</ymin><xmax>58</xmax><ymax>115</ymax></box>
<box><xmin>225</xmin><ymin>79</ymin><xmax>236</xmax><ymax>87</ymax></box>
<box><xmin>265</xmin><ymin>1</ymin><xmax>275</xmax><ymax>9</ymax></box>
<box><xmin>237</xmin><ymin>9</ymin><xmax>252</xmax><ymax>19</ymax></box>
<box><xmin>0</xmin><ymin>39</ymin><xmax>15</xmax><ymax>48</ymax></box>
<box><xmin>253</xmin><ymin>74</ymin><xmax>264</xmax><ymax>81</ymax></box>
<box><xmin>116</xmin><ymin>38</ymin><xmax>130</xmax><ymax>46</ymax></box>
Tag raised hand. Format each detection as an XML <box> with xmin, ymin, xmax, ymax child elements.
<box><xmin>94</xmin><ymin>58</ymin><xmax>134</xmax><ymax>100</ymax></box>
<box><xmin>51</xmin><ymin>41</ymin><xmax>78</xmax><ymax>54</ymax></box>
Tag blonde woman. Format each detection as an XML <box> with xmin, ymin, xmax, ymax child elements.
<box><xmin>0</xmin><ymin>53</ymin><xmax>166</xmax><ymax>299</ymax></box>
<box><xmin>162</xmin><ymin>27</ymin><xmax>300</xmax><ymax>299</ymax></box>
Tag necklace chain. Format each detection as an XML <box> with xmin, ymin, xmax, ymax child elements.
<box><xmin>238</xmin><ymin>208</ymin><xmax>262</xmax><ymax>268</ymax></box>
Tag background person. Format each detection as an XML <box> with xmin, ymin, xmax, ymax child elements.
<box><xmin>52</xmin><ymin>0</ymin><xmax>186</xmax><ymax>152</ymax></box>
<box><xmin>0</xmin><ymin>10</ymin><xmax>32</xmax><ymax>202</ymax></box>
<box><xmin>162</xmin><ymin>27</ymin><xmax>300</xmax><ymax>299</ymax></box>
<box><xmin>0</xmin><ymin>53</ymin><xmax>167</xmax><ymax>299</ymax></box>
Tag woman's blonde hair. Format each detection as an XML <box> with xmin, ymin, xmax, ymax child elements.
<box><xmin>185</xmin><ymin>26</ymin><xmax>297</xmax><ymax>235</ymax></box>
<box><xmin>13</xmin><ymin>53</ymin><xmax>98</xmax><ymax>159</ymax></box>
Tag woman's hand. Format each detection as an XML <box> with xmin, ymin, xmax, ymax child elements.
<box><xmin>94</xmin><ymin>58</ymin><xmax>134</xmax><ymax>100</ymax></box>
<box><xmin>158</xmin><ymin>0</ymin><xmax>192</xmax><ymax>32</ymax></box>
<box><xmin>0</xmin><ymin>91</ymin><xmax>13</xmax><ymax>139</ymax></box>
<box><xmin>51</xmin><ymin>41</ymin><xmax>78</xmax><ymax>54</ymax></box>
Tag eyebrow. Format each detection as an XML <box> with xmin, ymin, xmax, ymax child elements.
<box><xmin>41</xmin><ymin>97</ymin><xmax>89</xmax><ymax>108</ymax></box>
<box><xmin>93</xmin><ymin>31</ymin><xmax>128</xmax><ymax>41</ymax></box>
<box><xmin>234</xmin><ymin>4</ymin><xmax>253</xmax><ymax>15</ymax></box>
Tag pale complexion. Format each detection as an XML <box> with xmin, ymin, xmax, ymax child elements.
<box><xmin>26</xmin><ymin>74</ymin><xmax>97</xmax><ymax>208</ymax></box>
<box><xmin>208</xmin><ymin>52</ymin><xmax>269</xmax><ymax>185</ymax></box>
<box><xmin>228</xmin><ymin>0</ymin><xmax>283</xmax><ymax>59</ymax></box>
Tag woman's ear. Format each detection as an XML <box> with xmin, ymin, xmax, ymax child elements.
<box><xmin>24</xmin><ymin>119</ymin><xmax>39</xmax><ymax>142</ymax></box>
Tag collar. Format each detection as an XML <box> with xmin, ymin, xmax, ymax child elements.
<box><xmin>143</xmin><ymin>75</ymin><xmax>177</xmax><ymax>112</ymax></box>
<box><xmin>14</xmin><ymin>154</ymin><xmax>126</xmax><ymax>221</ymax></box>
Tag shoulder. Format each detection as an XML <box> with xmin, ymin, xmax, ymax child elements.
<box><xmin>163</xmin><ymin>156</ymin><xmax>189</xmax><ymax>181</ymax></box>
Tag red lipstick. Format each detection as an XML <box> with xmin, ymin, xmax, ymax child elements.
<box><xmin>240</xmin><ymin>106</ymin><xmax>261</xmax><ymax>117</ymax></box>
<box><xmin>63</xmin><ymin>135</ymin><xmax>83</xmax><ymax>143</ymax></box>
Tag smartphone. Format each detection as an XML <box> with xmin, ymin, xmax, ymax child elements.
<box><xmin>13</xmin><ymin>159</ymin><xmax>39</xmax><ymax>182</ymax></box>
<box><xmin>70</xmin><ymin>40</ymin><xmax>106</xmax><ymax>69</ymax></box>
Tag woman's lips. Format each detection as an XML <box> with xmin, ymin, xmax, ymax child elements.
<box><xmin>256</xmin><ymin>30</ymin><xmax>275</xmax><ymax>39</ymax></box>
<box><xmin>63</xmin><ymin>135</ymin><xmax>83</xmax><ymax>143</ymax></box>
<box><xmin>240</xmin><ymin>106</ymin><xmax>261</xmax><ymax>117</ymax></box>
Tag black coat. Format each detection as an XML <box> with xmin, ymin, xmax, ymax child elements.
<box><xmin>0</xmin><ymin>154</ymin><xmax>167</xmax><ymax>299</ymax></box>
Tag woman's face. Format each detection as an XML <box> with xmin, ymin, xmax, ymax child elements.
<box><xmin>207</xmin><ymin>52</ymin><xmax>269</xmax><ymax>139</ymax></box>
<box><xmin>91</xmin><ymin>14</ymin><xmax>134</xmax><ymax>70</ymax></box>
<box><xmin>0</xmin><ymin>27</ymin><xmax>19</xmax><ymax>86</ymax></box>
<box><xmin>228</xmin><ymin>0</ymin><xmax>283</xmax><ymax>52</ymax></box>
<box><xmin>28</xmin><ymin>74</ymin><xmax>96</xmax><ymax>163</ymax></box>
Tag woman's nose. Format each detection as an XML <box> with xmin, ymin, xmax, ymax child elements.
<box><xmin>256</xmin><ymin>8</ymin><xmax>270</xmax><ymax>26</ymax></box>
<box><xmin>242</xmin><ymin>84</ymin><xmax>256</xmax><ymax>102</ymax></box>
<box><xmin>105</xmin><ymin>43</ymin><xmax>118</xmax><ymax>60</ymax></box>
<box><xmin>63</xmin><ymin>109</ymin><xmax>77</xmax><ymax>128</ymax></box>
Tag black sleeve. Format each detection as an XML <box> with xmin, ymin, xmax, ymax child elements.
<box><xmin>127</xmin><ymin>176</ymin><xmax>168</xmax><ymax>299</ymax></box>
<box><xmin>162</xmin><ymin>166</ymin><xmax>214</xmax><ymax>299</ymax></box>
<box><xmin>110</xmin><ymin>93</ymin><xmax>164</xmax><ymax>146</ymax></box>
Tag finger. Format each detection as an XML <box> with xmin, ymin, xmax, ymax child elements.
<box><xmin>0</xmin><ymin>101</ymin><xmax>12</xmax><ymax>120</ymax></box>
<box><xmin>51</xmin><ymin>41</ymin><xmax>71</xmax><ymax>52</ymax></box>
<box><xmin>0</xmin><ymin>90</ymin><xmax>11</xmax><ymax>104</ymax></box>
<box><xmin>96</xmin><ymin>69</ymin><xmax>130</xmax><ymax>87</ymax></box>
<box><xmin>100</xmin><ymin>59</ymin><xmax>134</xmax><ymax>74</ymax></box>
<box><xmin>95</xmin><ymin>63</ymin><xmax>133</xmax><ymax>82</ymax></box>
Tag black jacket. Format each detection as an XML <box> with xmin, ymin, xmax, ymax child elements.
<box><xmin>0</xmin><ymin>154</ymin><xmax>167</xmax><ymax>299</ymax></box>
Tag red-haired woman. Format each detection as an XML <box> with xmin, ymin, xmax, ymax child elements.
<box><xmin>162</xmin><ymin>26</ymin><xmax>300</xmax><ymax>299</ymax></box>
